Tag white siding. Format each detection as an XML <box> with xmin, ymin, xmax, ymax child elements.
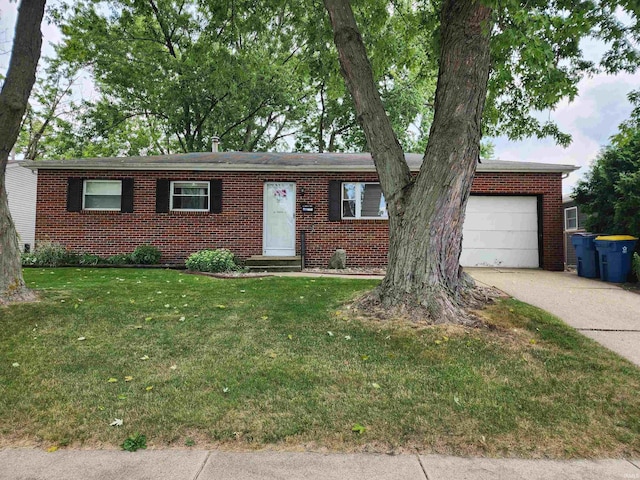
<box><xmin>5</xmin><ymin>162</ymin><xmax>37</xmax><ymax>252</ymax></box>
<box><xmin>461</xmin><ymin>196</ymin><xmax>539</xmax><ymax>268</ymax></box>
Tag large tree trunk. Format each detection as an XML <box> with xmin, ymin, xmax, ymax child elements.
<box><xmin>324</xmin><ymin>0</ymin><xmax>493</xmax><ymax>324</ymax></box>
<box><xmin>0</xmin><ymin>0</ymin><xmax>47</xmax><ymax>304</ymax></box>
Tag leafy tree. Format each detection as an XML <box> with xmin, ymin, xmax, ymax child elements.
<box><xmin>295</xmin><ymin>1</ymin><xmax>437</xmax><ymax>152</ymax></box>
<box><xmin>324</xmin><ymin>0</ymin><xmax>640</xmax><ymax>323</ymax></box>
<box><xmin>573</xmin><ymin>116</ymin><xmax>640</xmax><ymax>241</ymax></box>
<box><xmin>45</xmin><ymin>0</ymin><xmax>437</xmax><ymax>156</ymax></box>
<box><xmin>51</xmin><ymin>0</ymin><xmax>312</xmax><ymax>153</ymax></box>
<box><xmin>1</xmin><ymin>0</ymin><xmax>46</xmax><ymax>303</ymax></box>
<box><xmin>15</xmin><ymin>60</ymin><xmax>78</xmax><ymax>161</ymax></box>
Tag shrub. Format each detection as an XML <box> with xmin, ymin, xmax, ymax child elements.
<box><xmin>130</xmin><ymin>244</ymin><xmax>162</xmax><ymax>265</ymax></box>
<box><xmin>78</xmin><ymin>253</ymin><xmax>105</xmax><ymax>265</ymax></box>
<box><xmin>21</xmin><ymin>252</ymin><xmax>38</xmax><ymax>266</ymax></box>
<box><xmin>633</xmin><ymin>252</ymin><xmax>640</xmax><ymax>283</ymax></box>
<box><xmin>185</xmin><ymin>249</ymin><xmax>239</xmax><ymax>273</ymax></box>
<box><xmin>106</xmin><ymin>254</ymin><xmax>133</xmax><ymax>265</ymax></box>
<box><xmin>22</xmin><ymin>242</ymin><xmax>79</xmax><ymax>267</ymax></box>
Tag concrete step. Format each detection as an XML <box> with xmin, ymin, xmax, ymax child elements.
<box><xmin>245</xmin><ymin>264</ymin><xmax>302</xmax><ymax>273</ymax></box>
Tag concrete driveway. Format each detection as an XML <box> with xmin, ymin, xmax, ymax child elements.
<box><xmin>469</xmin><ymin>268</ymin><xmax>640</xmax><ymax>366</ymax></box>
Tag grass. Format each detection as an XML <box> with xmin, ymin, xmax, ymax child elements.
<box><xmin>1</xmin><ymin>268</ymin><xmax>640</xmax><ymax>458</ymax></box>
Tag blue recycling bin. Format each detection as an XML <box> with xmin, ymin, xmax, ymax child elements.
<box><xmin>571</xmin><ymin>233</ymin><xmax>600</xmax><ymax>278</ymax></box>
<box><xmin>594</xmin><ymin>235</ymin><xmax>638</xmax><ymax>283</ymax></box>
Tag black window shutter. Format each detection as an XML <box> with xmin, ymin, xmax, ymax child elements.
<box><xmin>156</xmin><ymin>179</ymin><xmax>170</xmax><ymax>213</ymax></box>
<box><xmin>328</xmin><ymin>180</ymin><xmax>342</xmax><ymax>221</ymax></box>
<box><xmin>67</xmin><ymin>178</ymin><xmax>83</xmax><ymax>212</ymax></box>
<box><xmin>121</xmin><ymin>178</ymin><xmax>134</xmax><ymax>213</ymax></box>
<box><xmin>210</xmin><ymin>179</ymin><xmax>222</xmax><ymax>213</ymax></box>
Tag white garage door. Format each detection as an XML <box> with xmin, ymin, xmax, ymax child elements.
<box><xmin>460</xmin><ymin>196</ymin><xmax>539</xmax><ymax>268</ymax></box>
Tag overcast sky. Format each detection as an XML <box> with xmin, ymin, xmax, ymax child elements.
<box><xmin>3</xmin><ymin>1</ymin><xmax>640</xmax><ymax>195</ymax></box>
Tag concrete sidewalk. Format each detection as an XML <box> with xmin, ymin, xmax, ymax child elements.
<box><xmin>1</xmin><ymin>449</ymin><xmax>640</xmax><ymax>480</ymax></box>
<box><xmin>469</xmin><ymin>268</ymin><xmax>640</xmax><ymax>366</ymax></box>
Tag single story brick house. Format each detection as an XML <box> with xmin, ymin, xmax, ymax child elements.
<box><xmin>26</xmin><ymin>152</ymin><xmax>577</xmax><ymax>270</ymax></box>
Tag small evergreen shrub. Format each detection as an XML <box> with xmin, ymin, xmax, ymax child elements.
<box><xmin>185</xmin><ymin>249</ymin><xmax>239</xmax><ymax>273</ymax></box>
<box><xmin>22</xmin><ymin>243</ymin><xmax>79</xmax><ymax>267</ymax></box>
<box><xmin>131</xmin><ymin>244</ymin><xmax>162</xmax><ymax>265</ymax></box>
<box><xmin>632</xmin><ymin>252</ymin><xmax>640</xmax><ymax>282</ymax></box>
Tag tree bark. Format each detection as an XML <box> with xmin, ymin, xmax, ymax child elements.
<box><xmin>324</xmin><ymin>0</ymin><xmax>493</xmax><ymax>323</ymax></box>
<box><xmin>0</xmin><ymin>0</ymin><xmax>46</xmax><ymax>303</ymax></box>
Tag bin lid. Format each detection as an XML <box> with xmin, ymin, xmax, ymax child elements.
<box><xmin>595</xmin><ymin>235</ymin><xmax>638</xmax><ymax>241</ymax></box>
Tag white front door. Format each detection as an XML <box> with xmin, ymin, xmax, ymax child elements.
<box><xmin>263</xmin><ymin>182</ymin><xmax>296</xmax><ymax>256</ymax></box>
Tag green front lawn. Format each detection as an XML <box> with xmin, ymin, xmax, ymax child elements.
<box><xmin>1</xmin><ymin>268</ymin><xmax>639</xmax><ymax>457</ymax></box>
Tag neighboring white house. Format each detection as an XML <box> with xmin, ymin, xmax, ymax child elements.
<box><xmin>6</xmin><ymin>160</ymin><xmax>37</xmax><ymax>252</ymax></box>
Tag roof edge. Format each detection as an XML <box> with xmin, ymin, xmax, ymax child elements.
<box><xmin>23</xmin><ymin>160</ymin><xmax>579</xmax><ymax>174</ymax></box>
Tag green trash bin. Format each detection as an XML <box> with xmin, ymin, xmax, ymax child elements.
<box><xmin>594</xmin><ymin>235</ymin><xmax>638</xmax><ymax>283</ymax></box>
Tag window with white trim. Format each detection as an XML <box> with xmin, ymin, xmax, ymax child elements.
<box><xmin>342</xmin><ymin>182</ymin><xmax>388</xmax><ymax>219</ymax></box>
<box><xmin>83</xmin><ymin>180</ymin><xmax>122</xmax><ymax>211</ymax></box>
<box><xmin>170</xmin><ymin>181</ymin><xmax>210</xmax><ymax>211</ymax></box>
<box><xmin>565</xmin><ymin>206</ymin><xmax>578</xmax><ymax>230</ymax></box>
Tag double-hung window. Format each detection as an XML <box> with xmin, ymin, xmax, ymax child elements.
<box><xmin>83</xmin><ymin>180</ymin><xmax>122</xmax><ymax>211</ymax></box>
<box><xmin>342</xmin><ymin>182</ymin><xmax>388</xmax><ymax>219</ymax></box>
<box><xmin>170</xmin><ymin>181</ymin><xmax>210</xmax><ymax>211</ymax></box>
<box><xmin>564</xmin><ymin>206</ymin><xmax>578</xmax><ymax>231</ymax></box>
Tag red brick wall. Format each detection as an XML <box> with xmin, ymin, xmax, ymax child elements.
<box><xmin>35</xmin><ymin>169</ymin><xmax>564</xmax><ymax>271</ymax></box>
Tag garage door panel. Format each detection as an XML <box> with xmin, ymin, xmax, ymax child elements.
<box><xmin>463</xmin><ymin>212</ymin><xmax>538</xmax><ymax>231</ymax></box>
<box><xmin>465</xmin><ymin>196</ymin><xmax>537</xmax><ymax>213</ymax></box>
<box><xmin>462</xmin><ymin>230</ymin><xmax>538</xmax><ymax>250</ymax></box>
<box><xmin>460</xmin><ymin>248</ymin><xmax>539</xmax><ymax>268</ymax></box>
<box><xmin>461</xmin><ymin>196</ymin><xmax>539</xmax><ymax>268</ymax></box>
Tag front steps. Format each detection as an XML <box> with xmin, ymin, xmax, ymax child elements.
<box><xmin>244</xmin><ymin>256</ymin><xmax>302</xmax><ymax>272</ymax></box>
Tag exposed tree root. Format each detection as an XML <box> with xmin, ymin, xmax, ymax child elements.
<box><xmin>351</xmin><ymin>275</ymin><xmax>502</xmax><ymax>327</ymax></box>
<box><xmin>0</xmin><ymin>286</ymin><xmax>38</xmax><ymax>306</ymax></box>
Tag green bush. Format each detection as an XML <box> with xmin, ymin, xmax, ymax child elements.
<box><xmin>185</xmin><ymin>249</ymin><xmax>239</xmax><ymax>273</ymax></box>
<box><xmin>106</xmin><ymin>254</ymin><xmax>133</xmax><ymax>265</ymax></box>
<box><xmin>22</xmin><ymin>243</ymin><xmax>79</xmax><ymax>267</ymax></box>
<box><xmin>130</xmin><ymin>244</ymin><xmax>162</xmax><ymax>265</ymax></box>
<box><xmin>78</xmin><ymin>253</ymin><xmax>105</xmax><ymax>265</ymax></box>
<box><xmin>633</xmin><ymin>252</ymin><xmax>640</xmax><ymax>282</ymax></box>
<box><xmin>21</xmin><ymin>252</ymin><xmax>38</xmax><ymax>266</ymax></box>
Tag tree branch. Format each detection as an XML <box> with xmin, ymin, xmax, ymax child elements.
<box><xmin>323</xmin><ymin>0</ymin><xmax>412</xmax><ymax>214</ymax></box>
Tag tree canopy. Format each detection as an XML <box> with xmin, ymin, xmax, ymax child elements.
<box><xmin>573</xmin><ymin>110</ymin><xmax>640</xmax><ymax>240</ymax></box>
<box><xmin>34</xmin><ymin>0</ymin><xmax>435</xmax><ymax>157</ymax></box>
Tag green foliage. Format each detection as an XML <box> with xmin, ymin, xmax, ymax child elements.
<box><xmin>106</xmin><ymin>254</ymin><xmax>133</xmax><ymax>265</ymax></box>
<box><xmin>185</xmin><ymin>249</ymin><xmax>239</xmax><ymax>273</ymax></box>
<box><xmin>15</xmin><ymin>59</ymin><xmax>80</xmax><ymax>161</ymax></box>
<box><xmin>78</xmin><ymin>253</ymin><xmax>105</xmax><ymax>265</ymax></box>
<box><xmin>41</xmin><ymin>0</ymin><xmax>436</xmax><ymax>156</ymax></box>
<box><xmin>20</xmin><ymin>244</ymin><xmax>163</xmax><ymax>267</ymax></box>
<box><xmin>633</xmin><ymin>253</ymin><xmax>640</xmax><ymax>282</ymax></box>
<box><xmin>27</xmin><ymin>0</ymin><xmax>640</xmax><ymax>158</ymax></box>
<box><xmin>130</xmin><ymin>244</ymin><xmax>161</xmax><ymax>265</ymax></box>
<box><xmin>21</xmin><ymin>242</ymin><xmax>79</xmax><ymax>267</ymax></box>
<box><xmin>121</xmin><ymin>433</ymin><xmax>147</xmax><ymax>452</ymax></box>
<box><xmin>483</xmin><ymin>0</ymin><xmax>640</xmax><ymax>145</ymax></box>
<box><xmin>573</xmin><ymin>119</ymin><xmax>640</xmax><ymax>244</ymax></box>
